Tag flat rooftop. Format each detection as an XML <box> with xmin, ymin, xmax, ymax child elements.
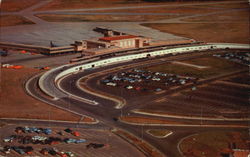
<box><xmin>99</xmin><ymin>35</ymin><xmax>138</xmax><ymax>42</ymax></box>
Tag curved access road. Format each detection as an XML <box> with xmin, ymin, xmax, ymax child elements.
<box><xmin>26</xmin><ymin>47</ymin><xmax>249</xmax><ymax>157</ymax></box>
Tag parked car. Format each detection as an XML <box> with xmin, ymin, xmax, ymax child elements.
<box><xmin>40</xmin><ymin>148</ymin><xmax>49</xmax><ymax>155</ymax></box>
<box><xmin>75</xmin><ymin>139</ymin><xmax>86</xmax><ymax>143</ymax></box>
<box><xmin>64</xmin><ymin>138</ymin><xmax>76</xmax><ymax>144</ymax></box>
<box><xmin>3</xmin><ymin>146</ymin><xmax>11</xmax><ymax>154</ymax></box>
<box><xmin>65</xmin><ymin>151</ymin><xmax>75</xmax><ymax>157</ymax></box>
<box><xmin>12</xmin><ymin>146</ymin><xmax>25</xmax><ymax>155</ymax></box>
<box><xmin>57</xmin><ymin>151</ymin><xmax>67</xmax><ymax>157</ymax></box>
<box><xmin>49</xmin><ymin>149</ymin><xmax>57</xmax><ymax>156</ymax></box>
<box><xmin>43</xmin><ymin>128</ymin><xmax>52</xmax><ymax>135</ymax></box>
<box><xmin>125</xmin><ymin>85</ymin><xmax>133</xmax><ymax>89</ymax></box>
<box><xmin>64</xmin><ymin>128</ymin><xmax>73</xmax><ymax>133</ymax></box>
<box><xmin>3</xmin><ymin>136</ymin><xmax>15</xmax><ymax>143</ymax></box>
<box><xmin>15</xmin><ymin>127</ymin><xmax>24</xmax><ymax>134</ymax></box>
<box><xmin>86</xmin><ymin>143</ymin><xmax>105</xmax><ymax>149</ymax></box>
<box><xmin>71</xmin><ymin>131</ymin><xmax>80</xmax><ymax>137</ymax></box>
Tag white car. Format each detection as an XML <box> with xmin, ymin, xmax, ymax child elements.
<box><xmin>126</xmin><ymin>86</ymin><xmax>133</xmax><ymax>89</ymax></box>
<box><xmin>106</xmin><ymin>82</ymin><xmax>117</xmax><ymax>86</ymax></box>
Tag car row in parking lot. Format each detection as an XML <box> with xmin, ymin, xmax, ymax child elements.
<box><xmin>3</xmin><ymin>135</ymin><xmax>86</xmax><ymax>145</ymax></box>
<box><xmin>213</xmin><ymin>52</ymin><xmax>250</xmax><ymax>65</ymax></box>
<box><xmin>1</xmin><ymin>145</ymin><xmax>75</xmax><ymax>157</ymax></box>
<box><xmin>15</xmin><ymin>126</ymin><xmax>52</xmax><ymax>135</ymax></box>
<box><xmin>1</xmin><ymin>126</ymin><xmax>106</xmax><ymax>157</ymax></box>
<box><xmin>101</xmin><ymin>68</ymin><xmax>198</xmax><ymax>92</ymax></box>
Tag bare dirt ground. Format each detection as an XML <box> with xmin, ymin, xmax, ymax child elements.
<box><xmin>36</xmin><ymin>0</ymin><xmax>196</xmax><ymax>11</ymax></box>
<box><xmin>0</xmin><ymin>68</ymin><xmax>83</xmax><ymax>122</ymax></box>
<box><xmin>197</xmin><ymin>2</ymin><xmax>249</xmax><ymax>8</ymax></box>
<box><xmin>142</xmin><ymin>3</ymin><xmax>249</xmax><ymax>44</ymax></box>
<box><xmin>184</xmin><ymin>9</ymin><xmax>249</xmax><ymax>22</ymax></box>
<box><xmin>86</xmin><ymin>5</ymin><xmax>223</xmax><ymax>14</ymax></box>
<box><xmin>0</xmin><ymin>0</ymin><xmax>40</xmax><ymax>12</ymax></box>
<box><xmin>0</xmin><ymin>15</ymin><xmax>35</xmax><ymax>27</ymax></box>
<box><xmin>36</xmin><ymin>14</ymin><xmax>181</xmax><ymax>22</ymax></box>
<box><xmin>142</xmin><ymin>22</ymin><xmax>249</xmax><ymax>44</ymax></box>
<box><xmin>120</xmin><ymin>116</ymin><xmax>189</xmax><ymax>125</ymax></box>
<box><xmin>179</xmin><ymin>130</ymin><xmax>249</xmax><ymax>157</ymax></box>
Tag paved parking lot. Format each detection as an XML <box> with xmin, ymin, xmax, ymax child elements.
<box><xmin>140</xmin><ymin>80</ymin><xmax>249</xmax><ymax>119</ymax></box>
<box><xmin>0</xmin><ymin>125</ymin><xmax>144</xmax><ymax>157</ymax></box>
<box><xmin>100</xmin><ymin>68</ymin><xmax>197</xmax><ymax>94</ymax></box>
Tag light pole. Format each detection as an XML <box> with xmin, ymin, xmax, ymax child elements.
<box><xmin>200</xmin><ymin>105</ymin><xmax>203</xmax><ymax>125</ymax></box>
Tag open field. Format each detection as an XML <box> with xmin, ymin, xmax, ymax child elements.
<box><xmin>86</xmin><ymin>6</ymin><xmax>218</xmax><ymax>14</ymax></box>
<box><xmin>144</xmin><ymin>56</ymin><xmax>246</xmax><ymax>78</ymax></box>
<box><xmin>120</xmin><ymin>116</ymin><xmax>189</xmax><ymax>125</ymax></box>
<box><xmin>196</xmin><ymin>2</ymin><xmax>250</xmax><ymax>9</ymax></box>
<box><xmin>184</xmin><ymin>9</ymin><xmax>249</xmax><ymax>22</ymax></box>
<box><xmin>35</xmin><ymin>0</ymin><xmax>205</xmax><ymax>11</ymax></box>
<box><xmin>0</xmin><ymin>68</ymin><xmax>83</xmax><ymax>122</ymax></box>
<box><xmin>36</xmin><ymin>14</ymin><xmax>180</xmax><ymax>22</ymax></box>
<box><xmin>36</xmin><ymin>0</ymin><xmax>249</xmax><ymax>11</ymax></box>
<box><xmin>0</xmin><ymin>15</ymin><xmax>35</xmax><ymax>27</ymax></box>
<box><xmin>142</xmin><ymin>22</ymin><xmax>249</xmax><ymax>44</ymax></box>
<box><xmin>0</xmin><ymin>0</ymin><xmax>40</xmax><ymax>12</ymax></box>
<box><xmin>141</xmin><ymin>3</ymin><xmax>249</xmax><ymax>44</ymax></box>
<box><xmin>179</xmin><ymin>130</ymin><xmax>249</xmax><ymax>157</ymax></box>
<box><xmin>0</xmin><ymin>125</ymin><xmax>144</xmax><ymax>157</ymax></box>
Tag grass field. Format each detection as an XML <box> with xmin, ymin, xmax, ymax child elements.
<box><xmin>86</xmin><ymin>6</ymin><xmax>217</xmax><ymax>14</ymax></box>
<box><xmin>143</xmin><ymin>56</ymin><xmax>246</xmax><ymax>78</ymax></box>
<box><xmin>0</xmin><ymin>15</ymin><xmax>35</xmax><ymax>27</ymax></box>
<box><xmin>184</xmin><ymin>9</ymin><xmax>249</xmax><ymax>22</ymax></box>
<box><xmin>0</xmin><ymin>68</ymin><xmax>83</xmax><ymax>122</ymax></box>
<box><xmin>180</xmin><ymin>130</ymin><xmax>249</xmax><ymax>157</ymax></box>
<box><xmin>36</xmin><ymin>0</ymin><xmax>198</xmax><ymax>11</ymax></box>
<box><xmin>142</xmin><ymin>22</ymin><xmax>249</xmax><ymax>44</ymax></box>
<box><xmin>141</xmin><ymin>4</ymin><xmax>249</xmax><ymax>44</ymax></box>
<box><xmin>197</xmin><ymin>2</ymin><xmax>250</xmax><ymax>9</ymax></box>
<box><xmin>0</xmin><ymin>0</ymin><xmax>40</xmax><ymax>12</ymax></box>
<box><xmin>120</xmin><ymin>116</ymin><xmax>188</xmax><ymax>124</ymax></box>
<box><xmin>35</xmin><ymin>14</ymin><xmax>180</xmax><ymax>22</ymax></box>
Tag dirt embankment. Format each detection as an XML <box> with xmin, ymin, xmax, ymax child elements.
<box><xmin>0</xmin><ymin>68</ymin><xmax>86</xmax><ymax>122</ymax></box>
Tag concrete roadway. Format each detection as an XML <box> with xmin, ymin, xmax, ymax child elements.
<box><xmin>26</xmin><ymin>52</ymin><xmax>248</xmax><ymax>157</ymax></box>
